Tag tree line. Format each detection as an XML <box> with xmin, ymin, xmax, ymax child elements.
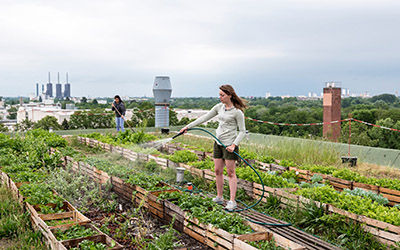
<box><xmin>6</xmin><ymin>94</ymin><xmax>400</xmax><ymax>150</ymax></box>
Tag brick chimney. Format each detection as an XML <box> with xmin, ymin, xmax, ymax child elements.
<box><xmin>323</xmin><ymin>82</ymin><xmax>341</xmax><ymax>141</ymax></box>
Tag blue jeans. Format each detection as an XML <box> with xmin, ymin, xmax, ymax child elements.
<box><xmin>115</xmin><ymin>117</ymin><xmax>125</xmax><ymax>132</ymax></box>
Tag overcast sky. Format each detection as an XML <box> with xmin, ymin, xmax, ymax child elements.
<box><xmin>0</xmin><ymin>0</ymin><xmax>399</xmax><ymax>98</ymax></box>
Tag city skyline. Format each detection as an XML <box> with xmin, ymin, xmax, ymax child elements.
<box><xmin>0</xmin><ymin>1</ymin><xmax>399</xmax><ymax>97</ymax></box>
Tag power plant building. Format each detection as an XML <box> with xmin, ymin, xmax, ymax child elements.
<box><xmin>55</xmin><ymin>72</ymin><xmax>63</xmax><ymax>99</ymax></box>
<box><xmin>64</xmin><ymin>73</ymin><xmax>71</xmax><ymax>98</ymax></box>
<box><xmin>46</xmin><ymin>72</ymin><xmax>53</xmax><ymax>97</ymax></box>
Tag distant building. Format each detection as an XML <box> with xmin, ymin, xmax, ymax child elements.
<box><xmin>46</xmin><ymin>72</ymin><xmax>53</xmax><ymax>97</ymax></box>
<box><xmin>46</xmin><ymin>83</ymin><xmax>53</xmax><ymax>97</ymax></box>
<box><xmin>174</xmin><ymin>109</ymin><xmax>218</xmax><ymax>124</ymax></box>
<box><xmin>64</xmin><ymin>73</ymin><xmax>71</xmax><ymax>98</ymax></box>
<box><xmin>65</xmin><ymin>104</ymin><xmax>75</xmax><ymax>110</ymax></box>
<box><xmin>265</xmin><ymin>92</ymin><xmax>271</xmax><ymax>98</ymax></box>
<box><xmin>36</xmin><ymin>83</ymin><xmax>39</xmax><ymax>97</ymax></box>
<box><xmin>64</xmin><ymin>84</ymin><xmax>71</xmax><ymax>98</ymax></box>
<box><xmin>56</xmin><ymin>72</ymin><xmax>63</xmax><ymax>99</ymax></box>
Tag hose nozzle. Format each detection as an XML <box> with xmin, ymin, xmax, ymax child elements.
<box><xmin>172</xmin><ymin>131</ymin><xmax>184</xmax><ymax>139</ymax></box>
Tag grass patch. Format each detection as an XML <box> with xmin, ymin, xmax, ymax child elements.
<box><xmin>0</xmin><ymin>185</ymin><xmax>46</xmax><ymax>249</ymax></box>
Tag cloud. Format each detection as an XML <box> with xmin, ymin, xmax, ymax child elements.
<box><xmin>0</xmin><ymin>0</ymin><xmax>399</xmax><ymax>97</ymax></box>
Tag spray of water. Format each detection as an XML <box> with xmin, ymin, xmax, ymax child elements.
<box><xmin>139</xmin><ymin>137</ymin><xmax>173</xmax><ymax>149</ymax></box>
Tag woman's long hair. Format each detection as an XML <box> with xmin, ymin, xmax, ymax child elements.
<box><xmin>219</xmin><ymin>84</ymin><xmax>247</xmax><ymax>112</ymax></box>
<box><xmin>114</xmin><ymin>95</ymin><xmax>123</xmax><ymax>103</ymax></box>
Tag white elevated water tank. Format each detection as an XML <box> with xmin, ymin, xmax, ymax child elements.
<box><xmin>153</xmin><ymin>76</ymin><xmax>172</xmax><ymax>127</ymax></box>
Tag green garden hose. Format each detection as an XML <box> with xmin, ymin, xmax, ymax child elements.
<box><xmin>172</xmin><ymin>127</ymin><xmax>292</xmax><ymax>227</ymax></box>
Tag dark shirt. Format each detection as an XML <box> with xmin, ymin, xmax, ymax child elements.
<box><xmin>112</xmin><ymin>102</ymin><xmax>126</xmax><ymax>117</ymax></box>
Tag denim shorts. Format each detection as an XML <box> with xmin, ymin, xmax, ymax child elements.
<box><xmin>213</xmin><ymin>142</ymin><xmax>239</xmax><ymax>160</ymax></box>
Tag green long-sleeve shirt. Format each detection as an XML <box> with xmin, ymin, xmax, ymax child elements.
<box><xmin>187</xmin><ymin>103</ymin><xmax>246</xmax><ymax>146</ymax></box>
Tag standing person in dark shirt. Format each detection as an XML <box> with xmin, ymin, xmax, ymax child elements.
<box><xmin>111</xmin><ymin>95</ymin><xmax>126</xmax><ymax>132</ymax></box>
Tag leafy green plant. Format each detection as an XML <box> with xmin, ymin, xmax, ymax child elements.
<box><xmin>158</xmin><ymin>192</ymin><xmax>252</xmax><ymax>235</ymax></box>
<box><xmin>25</xmin><ymin>129</ymin><xmax>67</xmax><ymax>148</ymax></box>
<box><xmin>258</xmin><ymin>155</ymin><xmax>275</xmax><ymax>164</ymax></box>
<box><xmin>188</xmin><ymin>157</ymin><xmax>214</xmax><ymax>170</ymax></box>
<box><xmin>19</xmin><ymin>183</ymin><xmax>64</xmax><ymax>209</ymax></box>
<box><xmin>246</xmin><ymin>237</ymin><xmax>284</xmax><ymax>250</ymax></box>
<box><xmin>168</xmin><ymin>150</ymin><xmax>199</xmax><ymax>163</ymax></box>
<box><xmin>236</xmin><ymin>166</ymin><xmax>296</xmax><ymax>188</ymax></box>
<box><xmin>71</xmin><ymin>240</ymin><xmax>108</xmax><ymax>250</ymax></box>
<box><xmin>8</xmin><ymin>170</ymin><xmax>47</xmax><ymax>183</ymax></box>
<box><xmin>54</xmin><ymin>225</ymin><xmax>98</xmax><ymax>241</ymax></box>
<box><xmin>279</xmin><ymin>159</ymin><xmax>296</xmax><ymax>167</ymax></box>
<box><xmin>343</xmin><ymin>188</ymin><xmax>389</xmax><ymax>205</ymax></box>
<box><xmin>127</xmin><ymin>172</ymin><xmax>170</xmax><ymax>191</ymax></box>
<box><xmin>238</xmin><ymin>148</ymin><xmax>258</xmax><ymax>160</ymax></box>
<box><xmin>299</xmin><ymin>165</ymin><xmax>400</xmax><ymax>191</ymax></box>
<box><xmin>280</xmin><ymin>170</ymin><xmax>299</xmax><ymax>183</ymax></box>
<box><xmin>295</xmin><ymin>185</ymin><xmax>400</xmax><ymax>226</ymax></box>
<box><xmin>83</xmin><ymin>130</ymin><xmax>157</xmax><ymax>146</ymax></box>
<box><xmin>310</xmin><ymin>174</ymin><xmax>323</xmax><ymax>184</ymax></box>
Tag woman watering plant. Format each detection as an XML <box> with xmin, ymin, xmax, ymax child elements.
<box><xmin>179</xmin><ymin>84</ymin><xmax>247</xmax><ymax>210</ymax></box>
<box><xmin>112</xmin><ymin>95</ymin><xmax>126</xmax><ymax>132</ymax></box>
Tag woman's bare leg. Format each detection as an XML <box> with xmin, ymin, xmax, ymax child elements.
<box><xmin>225</xmin><ymin>160</ymin><xmax>237</xmax><ymax>201</ymax></box>
<box><xmin>214</xmin><ymin>158</ymin><xmax>225</xmax><ymax>198</ymax></box>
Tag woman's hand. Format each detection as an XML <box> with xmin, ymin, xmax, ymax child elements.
<box><xmin>179</xmin><ymin>127</ymin><xmax>188</xmax><ymax>134</ymax></box>
<box><xmin>226</xmin><ymin>144</ymin><xmax>236</xmax><ymax>152</ymax></box>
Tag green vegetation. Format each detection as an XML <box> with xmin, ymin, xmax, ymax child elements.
<box><xmin>159</xmin><ymin>191</ymin><xmax>252</xmax><ymax>235</ymax></box>
<box><xmin>168</xmin><ymin>150</ymin><xmax>199</xmax><ymax>163</ymax></box>
<box><xmin>295</xmin><ymin>185</ymin><xmax>400</xmax><ymax>225</ymax></box>
<box><xmin>126</xmin><ymin>172</ymin><xmax>171</xmax><ymax>191</ymax></box>
<box><xmin>70</xmin><ymin>240</ymin><xmax>109</xmax><ymax>250</ymax></box>
<box><xmin>53</xmin><ymin>225</ymin><xmax>98</xmax><ymax>241</ymax></box>
<box><xmin>236</xmin><ymin>167</ymin><xmax>296</xmax><ymax>188</ymax></box>
<box><xmin>246</xmin><ymin>238</ymin><xmax>284</xmax><ymax>250</ymax></box>
<box><xmin>83</xmin><ymin>130</ymin><xmax>157</xmax><ymax>146</ymax></box>
<box><xmin>299</xmin><ymin>165</ymin><xmax>400</xmax><ymax>191</ymax></box>
<box><xmin>0</xmin><ymin>184</ymin><xmax>46</xmax><ymax>249</ymax></box>
<box><xmin>19</xmin><ymin>183</ymin><xmax>64</xmax><ymax>210</ymax></box>
<box><xmin>343</xmin><ymin>188</ymin><xmax>389</xmax><ymax>205</ymax></box>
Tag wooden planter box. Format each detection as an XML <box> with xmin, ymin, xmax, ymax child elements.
<box><xmin>184</xmin><ymin>213</ymin><xmax>270</xmax><ymax>250</ymax></box>
<box><xmin>8</xmin><ymin>178</ymin><xmax>25</xmax><ymax>204</ymax></box>
<box><xmin>0</xmin><ymin>171</ymin><xmax>6</xmax><ymax>185</ymax></box>
<box><xmin>234</xmin><ymin>232</ymin><xmax>273</xmax><ymax>250</ymax></box>
<box><xmin>27</xmin><ymin>203</ymin><xmax>90</xmax><ymax>231</ymax></box>
<box><xmin>60</xmin><ymin>234</ymin><xmax>123</xmax><ymax>250</ymax></box>
<box><xmin>162</xmin><ymin>195</ymin><xmax>300</xmax><ymax>250</ymax></box>
<box><xmin>75</xmin><ymin>137</ymin><xmax>400</xmax><ymax>247</ymax></box>
<box><xmin>148</xmin><ymin>189</ymin><xmax>180</xmax><ymax>220</ymax></box>
<box><xmin>1</xmin><ymin>171</ymin><xmax>10</xmax><ymax>188</ymax></box>
<box><xmin>111</xmin><ymin>176</ymin><xmax>135</xmax><ymax>201</ymax></box>
<box><xmin>163</xmin><ymin>199</ymin><xmax>185</xmax><ymax>232</ymax></box>
<box><xmin>153</xmin><ymin>156</ymin><xmax>168</xmax><ymax>167</ymax></box>
<box><xmin>134</xmin><ymin>182</ymin><xmax>172</xmax><ymax>208</ymax></box>
<box><xmin>51</xmin><ymin>224</ymin><xmax>123</xmax><ymax>250</ymax></box>
<box><xmin>234</xmin><ymin>231</ymin><xmax>305</xmax><ymax>250</ymax></box>
<box><xmin>237</xmin><ymin>178</ymin><xmax>254</xmax><ymax>197</ymax></box>
<box><xmin>288</xmin><ymin>166</ymin><xmax>400</xmax><ymax>206</ymax></box>
<box><xmin>32</xmin><ymin>201</ymin><xmax>76</xmax><ymax>216</ymax></box>
<box><xmin>203</xmin><ymin>169</ymin><xmax>216</xmax><ymax>182</ymax></box>
<box><xmin>253</xmin><ymin>184</ymin><xmax>400</xmax><ymax>246</ymax></box>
